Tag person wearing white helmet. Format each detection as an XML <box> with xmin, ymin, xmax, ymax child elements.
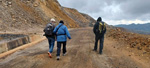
<box><xmin>43</xmin><ymin>18</ymin><xmax>56</xmax><ymax>58</ymax></box>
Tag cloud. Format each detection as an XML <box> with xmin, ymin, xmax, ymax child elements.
<box><xmin>120</xmin><ymin>0</ymin><xmax>150</xmax><ymax>20</ymax></box>
<box><xmin>106</xmin><ymin>20</ymin><xmax>150</xmax><ymax>25</ymax></box>
<box><xmin>58</xmin><ymin>0</ymin><xmax>150</xmax><ymax>25</ymax></box>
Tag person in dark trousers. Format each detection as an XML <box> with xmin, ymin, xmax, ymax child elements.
<box><xmin>43</xmin><ymin>18</ymin><xmax>56</xmax><ymax>58</ymax></box>
<box><xmin>93</xmin><ymin>17</ymin><xmax>106</xmax><ymax>54</ymax></box>
<box><xmin>53</xmin><ymin>20</ymin><xmax>71</xmax><ymax>60</ymax></box>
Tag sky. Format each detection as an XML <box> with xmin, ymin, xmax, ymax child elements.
<box><xmin>57</xmin><ymin>0</ymin><xmax>150</xmax><ymax>25</ymax></box>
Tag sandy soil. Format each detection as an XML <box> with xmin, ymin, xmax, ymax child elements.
<box><xmin>0</xmin><ymin>27</ymin><xmax>149</xmax><ymax>68</ymax></box>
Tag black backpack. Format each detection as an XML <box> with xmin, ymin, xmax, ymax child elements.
<box><xmin>44</xmin><ymin>23</ymin><xmax>54</xmax><ymax>36</ymax></box>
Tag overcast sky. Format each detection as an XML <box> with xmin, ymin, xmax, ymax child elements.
<box><xmin>57</xmin><ymin>0</ymin><xmax>150</xmax><ymax>25</ymax></box>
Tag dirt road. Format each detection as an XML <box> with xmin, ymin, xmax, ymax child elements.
<box><xmin>0</xmin><ymin>28</ymin><xmax>149</xmax><ymax>68</ymax></box>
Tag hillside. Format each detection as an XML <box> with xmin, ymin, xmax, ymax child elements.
<box><xmin>1</xmin><ymin>0</ymin><xmax>150</xmax><ymax>68</ymax></box>
<box><xmin>62</xmin><ymin>7</ymin><xmax>96</xmax><ymax>27</ymax></box>
<box><xmin>80</xmin><ymin>13</ymin><xmax>96</xmax><ymax>27</ymax></box>
<box><xmin>115</xmin><ymin>23</ymin><xmax>150</xmax><ymax>34</ymax></box>
<box><xmin>0</xmin><ymin>0</ymin><xmax>95</xmax><ymax>33</ymax></box>
<box><xmin>62</xmin><ymin>7</ymin><xmax>90</xmax><ymax>27</ymax></box>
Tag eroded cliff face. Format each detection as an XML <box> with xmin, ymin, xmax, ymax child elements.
<box><xmin>0</xmin><ymin>0</ymin><xmax>96</xmax><ymax>33</ymax></box>
<box><xmin>62</xmin><ymin>7</ymin><xmax>92</xmax><ymax>27</ymax></box>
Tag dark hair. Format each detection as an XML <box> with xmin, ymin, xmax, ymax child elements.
<box><xmin>59</xmin><ymin>20</ymin><xmax>64</xmax><ymax>24</ymax></box>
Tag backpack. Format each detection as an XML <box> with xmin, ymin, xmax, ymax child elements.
<box><xmin>44</xmin><ymin>23</ymin><xmax>54</xmax><ymax>36</ymax></box>
<box><xmin>98</xmin><ymin>22</ymin><xmax>106</xmax><ymax>34</ymax></box>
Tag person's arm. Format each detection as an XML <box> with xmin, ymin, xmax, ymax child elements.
<box><xmin>43</xmin><ymin>24</ymin><xmax>48</xmax><ymax>32</ymax></box>
<box><xmin>104</xmin><ymin>23</ymin><xmax>107</xmax><ymax>34</ymax></box>
<box><xmin>65</xmin><ymin>27</ymin><xmax>71</xmax><ymax>39</ymax></box>
<box><xmin>93</xmin><ymin>22</ymin><xmax>98</xmax><ymax>34</ymax></box>
<box><xmin>43</xmin><ymin>27</ymin><xmax>46</xmax><ymax>36</ymax></box>
<box><xmin>43</xmin><ymin>27</ymin><xmax>46</xmax><ymax>32</ymax></box>
<box><xmin>104</xmin><ymin>27</ymin><xmax>106</xmax><ymax>34</ymax></box>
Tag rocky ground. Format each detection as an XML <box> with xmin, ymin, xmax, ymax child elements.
<box><xmin>0</xmin><ymin>0</ymin><xmax>95</xmax><ymax>33</ymax></box>
<box><xmin>0</xmin><ymin>27</ymin><xmax>149</xmax><ymax>68</ymax></box>
<box><xmin>107</xmin><ymin>27</ymin><xmax>150</xmax><ymax>65</ymax></box>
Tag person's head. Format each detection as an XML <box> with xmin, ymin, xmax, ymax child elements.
<box><xmin>50</xmin><ymin>18</ymin><xmax>56</xmax><ymax>23</ymax></box>
<box><xmin>97</xmin><ymin>17</ymin><xmax>102</xmax><ymax>21</ymax></box>
<box><xmin>59</xmin><ymin>20</ymin><xmax>64</xmax><ymax>24</ymax></box>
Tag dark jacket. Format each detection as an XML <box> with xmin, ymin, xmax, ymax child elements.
<box><xmin>93</xmin><ymin>17</ymin><xmax>106</xmax><ymax>37</ymax></box>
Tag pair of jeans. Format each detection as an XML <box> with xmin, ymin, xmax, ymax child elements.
<box><xmin>94</xmin><ymin>35</ymin><xmax>104</xmax><ymax>53</ymax></box>
<box><xmin>46</xmin><ymin>37</ymin><xmax>55</xmax><ymax>53</ymax></box>
<box><xmin>56</xmin><ymin>42</ymin><xmax>66</xmax><ymax>56</ymax></box>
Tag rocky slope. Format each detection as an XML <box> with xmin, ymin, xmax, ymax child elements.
<box><xmin>107</xmin><ymin>27</ymin><xmax>150</xmax><ymax>59</ymax></box>
<box><xmin>62</xmin><ymin>7</ymin><xmax>96</xmax><ymax>27</ymax></box>
<box><xmin>80</xmin><ymin>13</ymin><xmax>96</xmax><ymax>27</ymax></box>
<box><xmin>0</xmin><ymin>0</ymin><xmax>95</xmax><ymax>33</ymax></box>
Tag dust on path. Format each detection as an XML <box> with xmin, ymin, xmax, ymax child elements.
<box><xmin>0</xmin><ymin>27</ymin><xmax>149</xmax><ymax>68</ymax></box>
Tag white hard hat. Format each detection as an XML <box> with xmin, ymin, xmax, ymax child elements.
<box><xmin>50</xmin><ymin>18</ymin><xmax>55</xmax><ymax>22</ymax></box>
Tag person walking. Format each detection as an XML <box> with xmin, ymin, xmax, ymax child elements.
<box><xmin>53</xmin><ymin>20</ymin><xmax>71</xmax><ymax>60</ymax></box>
<box><xmin>93</xmin><ymin>17</ymin><xmax>106</xmax><ymax>54</ymax></box>
<box><xmin>43</xmin><ymin>18</ymin><xmax>56</xmax><ymax>58</ymax></box>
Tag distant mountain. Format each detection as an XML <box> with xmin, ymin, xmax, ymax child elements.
<box><xmin>115</xmin><ymin>23</ymin><xmax>150</xmax><ymax>35</ymax></box>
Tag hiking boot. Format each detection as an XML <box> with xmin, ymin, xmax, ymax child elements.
<box><xmin>92</xmin><ymin>49</ymin><xmax>97</xmax><ymax>52</ymax></box>
<box><xmin>57</xmin><ymin>56</ymin><xmax>60</xmax><ymax>60</ymax></box>
<box><xmin>99</xmin><ymin>52</ymin><xmax>103</xmax><ymax>55</ymax></box>
<box><xmin>48</xmin><ymin>52</ymin><xmax>52</xmax><ymax>58</ymax></box>
<box><xmin>63</xmin><ymin>52</ymin><xmax>67</xmax><ymax>56</ymax></box>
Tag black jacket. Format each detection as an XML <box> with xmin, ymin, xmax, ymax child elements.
<box><xmin>93</xmin><ymin>17</ymin><xmax>106</xmax><ymax>36</ymax></box>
